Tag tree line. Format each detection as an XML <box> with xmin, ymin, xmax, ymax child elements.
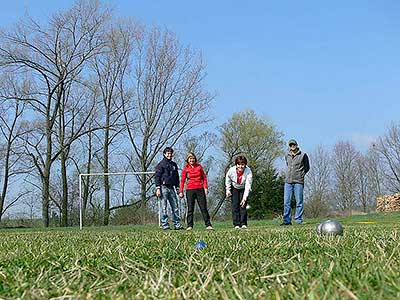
<box><xmin>1</xmin><ymin>1</ymin><xmax>399</xmax><ymax>227</ymax></box>
<box><xmin>216</xmin><ymin>116</ymin><xmax>400</xmax><ymax>219</ymax></box>
<box><xmin>305</xmin><ymin>128</ymin><xmax>400</xmax><ymax>217</ymax></box>
<box><xmin>0</xmin><ymin>1</ymin><xmax>213</xmax><ymax>227</ymax></box>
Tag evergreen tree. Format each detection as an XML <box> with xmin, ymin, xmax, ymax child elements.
<box><xmin>249</xmin><ymin>167</ymin><xmax>285</xmax><ymax>219</ymax></box>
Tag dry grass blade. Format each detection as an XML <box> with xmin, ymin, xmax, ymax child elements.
<box><xmin>259</xmin><ymin>270</ymin><xmax>300</xmax><ymax>279</ymax></box>
<box><xmin>335</xmin><ymin>279</ymin><xmax>358</xmax><ymax>300</ymax></box>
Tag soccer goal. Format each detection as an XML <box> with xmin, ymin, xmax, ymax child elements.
<box><xmin>78</xmin><ymin>171</ymin><xmax>157</xmax><ymax>229</ymax></box>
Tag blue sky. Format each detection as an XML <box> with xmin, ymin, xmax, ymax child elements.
<box><xmin>1</xmin><ymin>0</ymin><xmax>400</xmax><ymax>154</ymax></box>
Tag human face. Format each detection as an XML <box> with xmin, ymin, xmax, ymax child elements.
<box><xmin>164</xmin><ymin>151</ymin><xmax>173</xmax><ymax>160</ymax></box>
<box><xmin>236</xmin><ymin>163</ymin><xmax>246</xmax><ymax>171</ymax></box>
<box><xmin>188</xmin><ymin>157</ymin><xmax>196</xmax><ymax>165</ymax></box>
<box><xmin>289</xmin><ymin>144</ymin><xmax>298</xmax><ymax>152</ymax></box>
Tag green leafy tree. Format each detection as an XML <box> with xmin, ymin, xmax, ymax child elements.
<box><xmin>220</xmin><ymin>109</ymin><xmax>284</xmax><ymax>172</ymax></box>
<box><xmin>214</xmin><ymin>109</ymin><xmax>284</xmax><ymax>218</ymax></box>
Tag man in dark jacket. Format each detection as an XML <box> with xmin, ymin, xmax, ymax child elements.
<box><xmin>281</xmin><ymin>139</ymin><xmax>310</xmax><ymax>225</ymax></box>
<box><xmin>155</xmin><ymin>147</ymin><xmax>184</xmax><ymax>230</ymax></box>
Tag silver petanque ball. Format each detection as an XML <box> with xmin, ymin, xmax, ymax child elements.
<box><xmin>316</xmin><ymin>219</ymin><xmax>344</xmax><ymax>236</ymax></box>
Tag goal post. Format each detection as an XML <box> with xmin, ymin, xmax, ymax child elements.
<box><xmin>78</xmin><ymin>171</ymin><xmax>157</xmax><ymax>230</ymax></box>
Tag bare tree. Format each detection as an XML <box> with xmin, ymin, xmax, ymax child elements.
<box><xmin>0</xmin><ymin>1</ymin><xmax>110</xmax><ymax>226</ymax></box>
<box><xmin>123</xmin><ymin>26</ymin><xmax>214</xmax><ymax>214</ymax></box>
<box><xmin>0</xmin><ymin>73</ymin><xmax>35</xmax><ymax>221</ymax></box>
<box><xmin>331</xmin><ymin>141</ymin><xmax>360</xmax><ymax>214</ymax></box>
<box><xmin>22</xmin><ymin>193</ymin><xmax>41</xmax><ymax>223</ymax></box>
<box><xmin>374</xmin><ymin>124</ymin><xmax>400</xmax><ymax>193</ymax></box>
<box><xmin>355</xmin><ymin>153</ymin><xmax>371</xmax><ymax>212</ymax></box>
<box><xmin>304</xmin><ymin>146</ymin><xmax>331</xmax><ymax>218</ymax></box>
<box><xmin>176</xmin><ymin>132</ymin><xmax>217</xmax><ymax>174</ymax></box>
<box><xmin>89</xmin><ymin>19</ymin><xmax>137</xmax><ymax>225</ymax></box>
<box><xmin>74</xmin><ymin>124</ymin><xmax>97</xmax><ymax>224</ymax></box>
<box><xmin>55</xmin><ymin>84</ymin><xmax>102</xmax><ymax>226</ymax></box>
<box><xmin>365</xmin><ymin>145</ymin><xmax>386</xmax><ymax>211</ymax></box>
<box><xmin>0</xmin><ymin>97</ymin><xmax>29</xmax><ymax>220</ymax></box>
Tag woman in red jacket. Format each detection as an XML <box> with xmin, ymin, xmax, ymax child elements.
<box><xmin>179</xmin><ymin>152</ymin><xmax>213</xmax><ymax>230</ymax></box>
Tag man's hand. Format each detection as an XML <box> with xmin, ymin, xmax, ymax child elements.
<box><xmin>156</xmin><ymin>188</ymin><xmax>161</xmax><ymax>198</ymax></box>
<box><xmin>179</xmin><ymin>192</ymin><xmax>184</xmax><ymax>198</ymax></box>
<box><xmin>240</xmin><ymin>197</ymin><xmax>247</xmax><ymax>208</ymax></box>
<box><xmin>204</xmin><ymin>188</ymin><xmax>208</xmax><ymax>196</ymax></box>
<box><xmin>226</xmin><ymin>191</ymin><xmax>232</xmax><ymax>198</ymax></box>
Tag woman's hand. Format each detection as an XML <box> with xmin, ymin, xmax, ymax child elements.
<box><xmin>179</xmin><ymin>192</ymin><xmax>184</xmax><ymax>198</ymax></box>
<box><xmin>240</xmin><ymin>197</ymin><xmax>247</xmax><ymax>208</ymax></box>
<box><xmin>226</xmin><ymin>191</ymin><xmax>232</xmax><ymax>198</ymax></box>
<box><xmin>204</xmin><ymin>188</ymin><xmax>208</xmax><ymax>196</ymax></box>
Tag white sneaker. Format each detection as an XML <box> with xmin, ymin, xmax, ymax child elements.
<box><xmin>186</xmin><ymin>227</ymin><xmax>193</xmax><ymax>231</ymax></box>
<box><xmin>206</xmin><ymin>226</ymin><xmax>214</xmax><ymax>230</ymax></box>
<box><xmin>241</xmin><ymin>225</ymin><xmax>247</xmax><ymax>229</ymax></box>
<box><xmin>234</xmin><ymin>226</ymin><xmax>240</xmax><ymax>229</ymax></box>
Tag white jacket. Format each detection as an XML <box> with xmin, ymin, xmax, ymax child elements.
<box><xmin>225</xmin><ymin>165</ymin><xmax>253</xmax><ymax>199</ymax></box>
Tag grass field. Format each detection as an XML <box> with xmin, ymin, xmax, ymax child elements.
<box><xmin>1</xmin><ymin>213</ymin><xmax>400</xmax><ymax>299</ymax></box>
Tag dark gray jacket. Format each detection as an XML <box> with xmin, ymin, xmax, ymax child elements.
<box><xmin>285</xmin><ymin>150</ymin><xmax>310</xmax><ymax>184</ymax></box>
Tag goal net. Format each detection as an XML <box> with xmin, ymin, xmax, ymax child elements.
<box><xmin>78</xmin><ymin>171</ymin><xmax>170</xmax><ymax>229</ymax></box>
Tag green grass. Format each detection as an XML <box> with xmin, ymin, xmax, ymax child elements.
<box><xmin>1</xmin><ymin>213</ymin><xmax>400</xmax><ymax>299</ymax></box>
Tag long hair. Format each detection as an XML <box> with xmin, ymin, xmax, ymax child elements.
<box><xmin>186</xmin><ymin>152</ymin><xmax>198</xmax><ymax>165</ymax></box>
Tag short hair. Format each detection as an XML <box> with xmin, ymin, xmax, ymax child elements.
<box><xmin>186</xmin><ymin>152</ymin><xmax>197</xmax><ymax>164</ymax></box>
<box><xmin>163</xmin><ymin>147</ymin><xmax>174</xmax><ymax>154</ymax></box>
<box><xmin>235</xmin><ymin>155</ymin><xmax>247</xmax><ymax>165</ymax></box>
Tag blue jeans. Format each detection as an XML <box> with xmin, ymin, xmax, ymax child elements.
<box><xmin>160</xmin><ymin>186</ymin><xmax>182</xmax><ymax>229</ymax></box>
<box><xmin>283</xmin><ymin>183</ymin><xmax>304</xmax><ymax>224</ymax></box>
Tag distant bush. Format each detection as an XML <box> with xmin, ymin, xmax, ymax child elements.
<box><xmin>111</xmin><ymin>205</ymin><xmax>157</xmax><ymax>225</ymax></box>
<box><xmin>0</xmin><ymin>218</ymin><xmax>42</xmax><ymax>229</ymax></box>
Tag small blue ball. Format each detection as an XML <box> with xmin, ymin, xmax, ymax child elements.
<box><xmin>194</xmin><ymin>240</ymin><xmax>207</xmax><ymax>250</ymax></box>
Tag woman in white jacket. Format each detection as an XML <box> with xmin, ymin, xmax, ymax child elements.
<box><xmin>225</xmin><ymin>155</ymin><xmax>253</xmax><ymax>229</ymax></box>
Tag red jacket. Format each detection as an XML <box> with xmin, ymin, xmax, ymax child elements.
<box><xmin>180</xmin><ymin>163</ymin><xmax>208</xmax><ymax>192</ymax></box>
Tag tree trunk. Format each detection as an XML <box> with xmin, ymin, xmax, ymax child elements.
<box><xmin>0</xmin><ymin>101</ymin><xmax>23</xmax><ymax>222</ymax></box>
<box><xmin>140</xmin><ymin>173</ymin><xmax>147</xmax><ymax>224</ymax></box>
<box><xmin>42</xmin><ymin>166</ymin><xmax>50</xmax><ymax>227</ymax></box>
<box><xmin>0</xmin><ymin>141</ymin><xmax>11</xmax><ymax>222</ymax></box>
<box><xmin>42</xmin><ymin>118</ymin><xmax>53</xmax><ymax>227</ymax></box>
<box><xmin>139</xmin><ymin>145</ymin><xmax>148</xmax><ymax>224</ymax></box>
<box><xmin>82</xmin><ymin>133</ymin><xmax>93</xmax><ymax>225</ymax></box>
<box><xmin>103</xmin><ymin>124</ymin><xmax>110</xmax><ymax>226</ymax></box>
<box><xmin>60</xmin><ymin>150</ymin><xmax>68</xmax><ymax>226</ymax></box>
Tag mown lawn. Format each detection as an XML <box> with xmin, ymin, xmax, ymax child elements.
<box><xmin>1</xmin><ymin>213</ymin><xmax>400</xmax><ymax>299</ymax></box>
